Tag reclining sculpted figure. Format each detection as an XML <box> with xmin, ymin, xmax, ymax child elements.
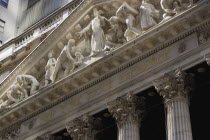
<box><xmin>74</xmin><ymin>52</ymin><xmax>84</xmax><ymax>68</ymax></box>
<box><xmin>0</xmin><ymin>85</ymin><xmax>26</xmax><ymax>112</ymax></box>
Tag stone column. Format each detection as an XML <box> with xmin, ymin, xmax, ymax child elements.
<box><xmin>153</xmin><ymin>68</ymin><xmax>194</xmax><ymax>140</ymax></box>
<box><xmin>107</xmin><ymin>92</ymin><xmax>145</xmax><ymax>140</ymax></box>
<box><xmin>66</xmin><ymin>115</ymin><xmax>96</xmax><ymax>140</ymax></box>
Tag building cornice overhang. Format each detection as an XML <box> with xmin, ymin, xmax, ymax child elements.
<box><xmin>0</xmin><ymin>0</ymin><xmax>210</xmax><ymax>133</ymax></box>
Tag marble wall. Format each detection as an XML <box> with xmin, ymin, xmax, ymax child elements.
<box><xmin>16</xmin><ymin>0</ymin><xmax>73</xmax><ymax>35</ymax></box>
<box><xmin>0</xmin><ymin>0</ymin><xmax>20</xmax><ymax>43</ymax></box>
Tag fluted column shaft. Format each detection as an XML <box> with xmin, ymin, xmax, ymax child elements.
<box><xmin>166</xmin><ymin>98</ymin><xmax>192</xmax><ymax>140</ymax></box>
<box><xmin>153</xmin><ymin>68</ymin><xmax>193</xmax><ymax>140</ymax></box>
<box><xmin>108</xmin><ymin>92</ymin><xmax>145</xmax><ymax>140</ymax></box>
<box><xmin>118</xmin><ymin>120</ymin><xmax>140</xmax><ymax>140</ymax></box>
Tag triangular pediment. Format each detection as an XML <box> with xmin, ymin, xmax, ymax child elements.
<box><xmin>0</xmin><ymin>0</ymin><xmax>209</xmax><ymax>133</ymax></box>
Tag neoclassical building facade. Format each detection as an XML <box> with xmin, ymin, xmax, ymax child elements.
<box><xmin>0</xmin><ymin>0</ymin><xmax>210</xmax><ymax>140</ymax></box>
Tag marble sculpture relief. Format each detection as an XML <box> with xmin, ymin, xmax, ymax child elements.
<box><xmin>160</xmin><ymin>0</ymin><xmax>193</xmax><ymax>20</ymax></box>
<box><xmin>45</xmin><ymin>52</ymin><xmax>57</xmax><ymax>86</ymax></box>
<box><xmin>116</xmin><ymin>2</ymin><xmax>140</xmax><ymax>41</ymax></box>
<box><xmin>0</xmin><ymin>85</ymin><xmax>24</xmax><ymax>112</ymax></box>
<box><xmin>139</xmin><ymin>0</ymin><xmax>160</xmax><ymax>31</ymax></box>
<box><xmin>51</xmin><ymin>39</ymin><xmax>85</xmax><ymax>83</ymax></box>
<box><xmin>74</xmin><ymin>52</ymin><xmax>84</xmax><ymax>68</ymax></box>
<box><xmin>76</xmin><ymin>8</ymin><xmax>108</xmax><ymax>56</ymax></box>
<box><xmin>0</xmin><ymin>75</ymin><xmax>39</xmax><ymax>112</ymax></box>
<box><xmin>16</xmin><ymin>75</ymin><xmax>40</xmax><ymax>96</ymax></box>
<box><xmin>105</xmin><ymin>16</ymin><xmax>126</xmax><ymax>50</ymax></box>
<box><xmin>0</xmin><ymin>0</ymin><xmax>196</xmax><ymax>113</ymax></box>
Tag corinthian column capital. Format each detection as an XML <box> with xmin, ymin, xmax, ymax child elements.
<box><xmin>107</xmin><ymin>92</ymin><xmax>145</xmax><ymax>124</ymax></box>
<box><xmin>66</xmin><ymin>115</ymin><xmax>95</xmax><ymax>140</ymax></box>
<box><xmin>0</xmin><ymin>127</ymin><xmax>20</xmax><ymax>140</ymax></box>
<box><xmin>153</xmin><ymin>68</ymin><xmax>193</xmax><ymax>102</ymax></box>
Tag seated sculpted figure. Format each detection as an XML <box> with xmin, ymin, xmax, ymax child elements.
<box><xmin>52</xmin><ymin>39</ymin><xmax>76</xmax><ymax>83</ymax></box>
<box><xmin>139</xmin><ymin>0</ymin><xmax>160</xmax><ymax>31</ymax></box>
<box><xmin>105</xmin><ymin>16</ymin><xmax>127</xmax><ymax>50</ymax></box>
<box><xmin>76</xmin><ymin>8</ymin><xmax>108</xmax><ymax>56</ymax></box>
<box><xmin>69</xmin><ymin>51</ymin><xmax>85</xmax><ymax>72</ymax></box>
<box><xmin>116</xmin><ymin>2</ymin><xmax>141</xmax><ymax>41</ymax></box>
<box><xmin>74</xmin><ymin>52</ymin><xmax>84</xmax><ymax>67</ymax></box>
<box><xmin>0</xmin><ymin>85</ymin><xmax>25</xmax><ymax>112</ymax></box>
<box><xmin>45</xmin><ymin>52</ymin><xmax>57</xmax><ymax>86</ymax></box>
<box><xmin>160</xmin><ymin>0</ymin><xmax>193</xmax><ymax>20</ymax></box>
<box><xmin>16</xmin><ymin>75</ymin><xmax>40</xmax><ymax>96</ymax></box>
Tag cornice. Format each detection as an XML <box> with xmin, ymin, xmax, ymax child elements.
<box><xmin>0</xmin><ymin>0</ymin><xmax>210</xmax><ymax>134</ymax></box>
<box><xmin>0</xmin><ymin>52</ymin><xmax>30</xmax><ymax>73</ymax></box>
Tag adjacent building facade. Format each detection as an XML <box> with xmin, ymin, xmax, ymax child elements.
<box><xmin>0</xmin><ymin>0</ymin><xmax>209</xmax><ymax>140</ymax></box>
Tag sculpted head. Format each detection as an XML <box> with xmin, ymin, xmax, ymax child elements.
<box><xmin>16</xmin><ymin>75</ymin><xmax>23</xmax><ymax>85</ymax></box>
<box><xmin>7</xmin><ymin>85</ymin><xmax>19</xmax><ymax>94</ymax></box>
<box><xmin>109</xmin><ymin>16</ymin><xmax>119</xmax><ymax>25</ymax></box>
<box><xmin>48</xmin><ymin>52</ymin><xmax>53</xmax><ymax>58</ymax></box>
<box><xmin>11</xmin><ymin>85</ymin><xmax>18</xmax><ymax>90</ymax></box>
<box><xmin>93</xmin><ymin>8</ymin><xmax>100</xmax><ymax>17</ymax></box>
<box><xmin>75</xmin><ymin>52</ymin><xmax>81</xmax><ymax>57</ymax></box>
<box><xmin>68</xmin><ymin>39</ymin><xmax>76</xmax><ymax>46</ymax></box>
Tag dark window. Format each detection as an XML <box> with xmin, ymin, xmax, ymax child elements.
<box><xmin>27</xmin><ymin>0</ymin><xmax>40</xmax><ymax>9</ymax></box>
<box><xmin>0</xmin><ymin>0</ymin><xmax>9</xmax><ymax>8</ymax></box>
<box><xmin>0</xmin><ymin>40</ymin><xmax>2</xmax><ymax>45</ymax></box>
<box><xmin>0</xmin><ymin>19</ymin><xmax>5</xmax><ymax>33</ymax></box>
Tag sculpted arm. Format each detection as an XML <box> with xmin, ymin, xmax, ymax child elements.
<box><xmin>123</xmin><ymin>2</ymin><xmax>139</xmax><ymax>15</ymax></box>
<box><xmin>82</xmin><ymin>23</ymin><xmax>92</xmax><ymax>33</ymax></box>
<box><xmin>0</xmin><ymin>99</ymin><xmax>9</xmax><ymax>110</ymax></box>
<box><xmin>52</xmin><ymin>58</ymin><xmax>57</xmax><ymax>65</ymax></box>
<box><xmin>100</xmin><ymin>16</ymin><xmax>109</xmax><ymax>27</ymax></box>
<box><xmin>52</xmin><ymin>58</ymin><xmax>61</xmax><ymax>83</ymax></box>
<box><xmin>45</xmin><ymin>60</ymin><xmax>51</xmax><ymax>71</ymax></box>
<box><xmin>7</xmin><ymin>91</ymin><xmax>19</xmax><ymax>103</ymax></box>
<box><xmin>76</xmin><ymin>22</ymin><xmax>92</xmax><ymax>38</ymax></box>
<box><xmin>65</xmin><ymin>46</ymin><xmax>74</xmax><ymax>61</ymax></box>
<box><xmin>160</xmin><ymin>0</ymin><xmax>176</xmax><ymax>14</ymax></box>
<box><xmin>17</xmin><ymin>86</ymin><xmax>28</xmax><ymax>99</ymax></box>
